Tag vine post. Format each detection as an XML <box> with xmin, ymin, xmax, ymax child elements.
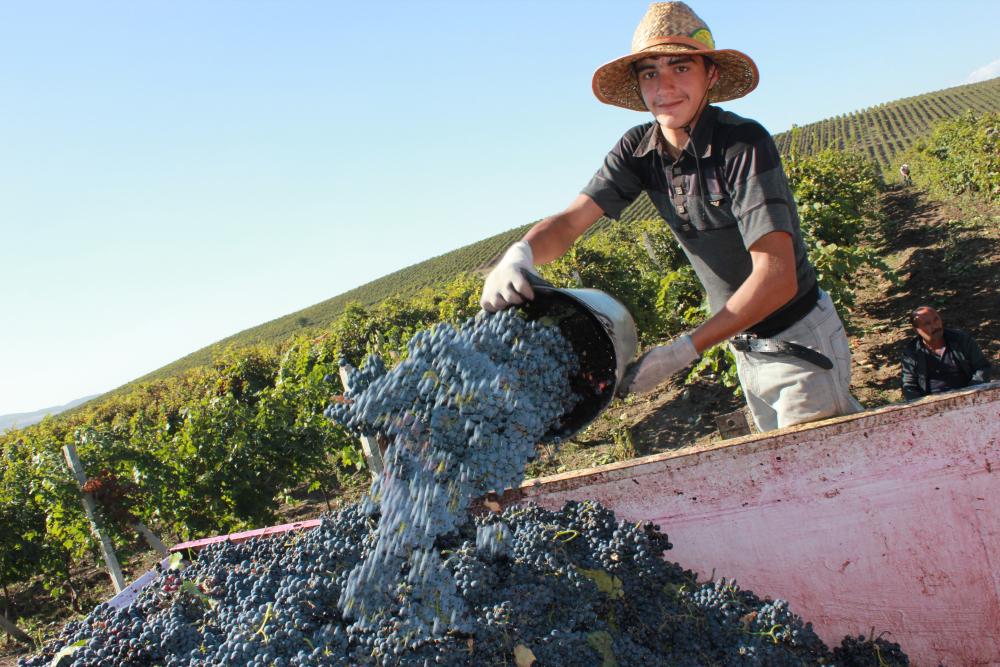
<box><xmin>61</xmin><ymin>444</ymin><xmax>126</xmax><ymax>593</ymax></box>
<box><xmin>338</xmin><ymin>365</ymin><xmax>385</xmax><ymax>479</ymax></box>
<box><xmin>131</xmin><ymin>522</ymin><xmax>170</xmax><ymax>558</ymax></box>
<box><xmin>0</xmin><ymin>611</ymin><xmax>35</xmax><ymax>647</ymax></box>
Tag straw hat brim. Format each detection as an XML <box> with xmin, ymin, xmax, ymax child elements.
<box><xmin>592</xmin><ymin>45</ymin><xmax>759</xmax><ymax>111</ymax></box>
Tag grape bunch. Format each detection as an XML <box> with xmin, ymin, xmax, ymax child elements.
<box><xmin>831</xmin><ymin>633</ymin><xmax>910</xmax><ymax>667</ymax></box>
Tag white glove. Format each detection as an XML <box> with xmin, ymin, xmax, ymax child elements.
<box><xmin>618</xmin><ymin>334</ymin><xmax>699</xmax><ymax>396</ymax></box>
<box><xmin>480</xmin><ymin>240</ymin><xmax>536</xmax><ymax>312</ymax></box>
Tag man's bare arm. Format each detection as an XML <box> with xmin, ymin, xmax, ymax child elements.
<box><xmin>689</xmin><ymin>231</ymin><xmax>799</xmax><ymax>353</ymax></box>
<box><xmin>523</xmin><ymin>195</ymin><xmax>606</xmax><ymax>264</ymax></box>
<box><xmin>480</xmin><ymin>195</ymin><xmax>606</xmax><ymax>311</ymax></box>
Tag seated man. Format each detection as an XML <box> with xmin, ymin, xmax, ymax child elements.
<box><xmin>901</xmin><ymin>305</ymin><xmax>991</xmax><ymax>400</ymax></box>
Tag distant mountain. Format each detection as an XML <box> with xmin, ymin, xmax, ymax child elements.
<box><xmin>0</xmin><ymin>395</ymin><xmax>101</xmax><ymax>432</ymax></box>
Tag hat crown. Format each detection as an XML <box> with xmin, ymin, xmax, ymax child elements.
<box><xmin>630</xmin><ymin>2</ymin><xmax>716</xmax><ymax>53</ymax></box>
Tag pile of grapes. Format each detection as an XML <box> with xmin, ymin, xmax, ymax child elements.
<box><xmin>20</xmin><ymin>501</ymin><xmax>908</xmax><ymax>667</ymax></box>
<box><xmin>21</xmin><ymin>310</ymin><xmax>910</xmax><ymax>666</ymax></box>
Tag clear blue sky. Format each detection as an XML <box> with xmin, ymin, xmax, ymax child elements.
<box><xmin>1</xmin><ymin>0</ymin><xmax>997</xmax><ymax>416</ymax></box>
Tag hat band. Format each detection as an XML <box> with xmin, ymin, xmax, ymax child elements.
<box><xmin>636</xmin><ymin>36</ymin><xmax>709</xmax><ymax>54</ymax></box>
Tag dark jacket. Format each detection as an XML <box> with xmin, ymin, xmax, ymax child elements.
<box><xmin>900</xmin><ymin>328</ymin><xmax>991</xmax><ymax>400</ymax></box>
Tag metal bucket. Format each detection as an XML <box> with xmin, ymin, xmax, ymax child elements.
<box><xmin>517</xmin><ymin>272</ymin><xmax>638</xmax><ymax>440</ymax></box>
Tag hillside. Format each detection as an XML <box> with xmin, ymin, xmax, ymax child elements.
<box><xmin>773</xmin><ymin>77</ymin><xmax>1000</xmax><ymax>168</ymax></box>
<box><xmin>117</xmin><ymin>223</ymin><xmax>528</xmax><ymax>386</ymax></box>
<box><xmin>106</xmin><ymin>78</ymin><xmax>999</xmax><ymax>395</ymax></box>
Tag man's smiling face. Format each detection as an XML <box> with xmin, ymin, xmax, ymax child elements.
<box><xmin>634</xmin><ymin>54</ymin><xmax>717</xmax><ymax>131</ymax></box>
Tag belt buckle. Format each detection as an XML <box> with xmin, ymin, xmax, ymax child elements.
<box><xmin>731</xmin><ymin>333</ymin><xmax>754</xmax><ymax>352</ymax></box>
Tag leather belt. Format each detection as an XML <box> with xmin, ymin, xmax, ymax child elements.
<box><xmin>730</xmin><ymin>333</ymin><xmax>833</xmax><ymax>370</ymax></box>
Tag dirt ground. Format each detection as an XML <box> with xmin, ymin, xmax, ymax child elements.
<box><xmin>3</xmin><ymin>186</ymin><xmax>997</xmax><ymax>665</ymax></box>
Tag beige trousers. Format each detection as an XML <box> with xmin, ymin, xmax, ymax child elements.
<box><xmin>731</xmin><ymin>290</ymin><xmax>863</xmax><ymax>432</ymax></box>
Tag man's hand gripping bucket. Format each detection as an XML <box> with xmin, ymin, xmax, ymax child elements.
<box><xmin>516</xmin><ymin>272</ymin><xmax>638</xmax><ymax>441</ymax></box>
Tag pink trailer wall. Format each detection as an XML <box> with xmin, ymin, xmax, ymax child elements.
<box><xmin>171</xmin><ymin>519</ymin><xmax>320</xmax><ymax>553</ymax></box>
<box><xmin>497</xmin><ymin>384</ymin><xmax>1000</xmax><ymax>667</ymax></box>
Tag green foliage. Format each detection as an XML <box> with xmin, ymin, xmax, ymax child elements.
<box><xmin>0</xmin><ymin>434</ymin><xmax>88</xmax><ymax>607</ymax></box>
<box><xmin>787</xmin><ymin>148</ymin><xmax>896</xmax><ymax>324</ymax></box>
<box><xmin>655</xmin><ymin>265</ymin><xmax>705</xmax><ymax>334</ymax></box>
<box><xmin>0</xmin><ymin>339</ymin><xmax>365</xmax><ymax>597</ymax></box>
<box><xmin>427</xmin><ymin>272</ymin><xmax>485</xmax><ymax>324</ymax></box>
<box><xmin>900</xmin><ymin>111</ymin><xmax>999</xmax><ymax>204</ymax></box>
<box><xmin>328</xmin><ymin>302</ymin><xmax>377</xmax><ymax>368</ymax></box>
<box><xmin>786</xmin><ymin>148</ymin><xmax>884</xmax><ymax>246</ymax></box>
<box><xmin>210</xmin><ymin>346</ymin><xmax>279</xmax><ymax>403</ymax></box>
<box><xmin>328</xmin><ymin>275</ymin><xmax>483</xmax><ymax>367</ymax></box>
<box><xmin>652</xmin><ymin>265</ymin><xmax>739</xmax><ymax>389</ymax></box>
<box><xmin>652</xmin><ymin>264</ymin><xmax>738</xmax><ymax>389</ymax></box>
<box><xmin>363</xmin><ymin>297</ymin><xmax>439</xmax><ymax>361</ymax></box>
<box><xmin>0</xmin><ymin>438</ymin><xmax>65</xmax><ymax>601</ymax></box>
<box><xmin>540</xmin><ymin>218</ymin><xmax>678</xmax><ymax>344</ymax></box>
<box><xmin>686</xmin><ymin>344</ymin><xmax>740</xmax><ymax>392</ymax></box>
<box><xmin>806</xmin><ymin>241</ymin><xmax>895</xmax><ymax>319</ymax></box>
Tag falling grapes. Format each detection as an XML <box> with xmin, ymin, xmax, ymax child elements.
<box><xmin>326</xmin><ymin>308</ymin><xmax>580</xmax><ymax>641</ymax></box>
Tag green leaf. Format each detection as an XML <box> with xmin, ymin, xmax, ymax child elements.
<box><xmin>576</xmin><ymin>567</ymin><xmax>624</xmax><ymax>600</ymax></box>
<box><xmin>50</xmin><ymin>639</ymin><xmax>88</xmax><ymax>667</ymax></box>
<box><xmin>180</xmin><ymin>580</ymin><xmax>218</xmax><ymax>608</ymax></box>
<box><xmin>586</xmin><ymin>631</ymin><xmax>619</xmax><ymax>667</ymax></box>
<box><xmin>168</xmin><ymin>552</ymin><xmax>184</xmax><ymax>571</ymax></box>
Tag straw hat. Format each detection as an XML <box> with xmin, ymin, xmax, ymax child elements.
<box><xmin>592</xmin><ymin>2</ymin><xmax>759</xmax><ymax>111</ymax></box>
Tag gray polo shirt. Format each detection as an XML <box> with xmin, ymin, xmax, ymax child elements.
<box><xmin>582</xmin><ymin>105</ymin><xmax>816</xmax><ymax>328</ymax></box>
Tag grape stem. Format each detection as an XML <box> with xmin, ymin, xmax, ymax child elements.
<box><xmin>751</xmin><ymin>623</ymin><xmax>785</xmax><ymax>645</ymax></box>
<box><xmin>254</xmin><ymin>603</ymin><xmax>273</xmax><ymax>644</ymax></box>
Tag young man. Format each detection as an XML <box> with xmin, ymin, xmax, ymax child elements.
<box><xmin>480</xmin><ymin>2</ymin><xmax>861</xmax><ymax>432</ymax></box>
<box><xmin>900</xmin><ymin>305</ymin><xmax>991</xmax><ymax>400</ymax></box>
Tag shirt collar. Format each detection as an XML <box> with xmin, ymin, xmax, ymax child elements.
<box><xmin>633</xmin><ymin>105</ymin><xmax>718</xmax><ymax>162</ymax></box>
<box><xmin>918</xmin><ymin>331</ymin><xmax>950</xmax><ymax>354</ymax></box>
